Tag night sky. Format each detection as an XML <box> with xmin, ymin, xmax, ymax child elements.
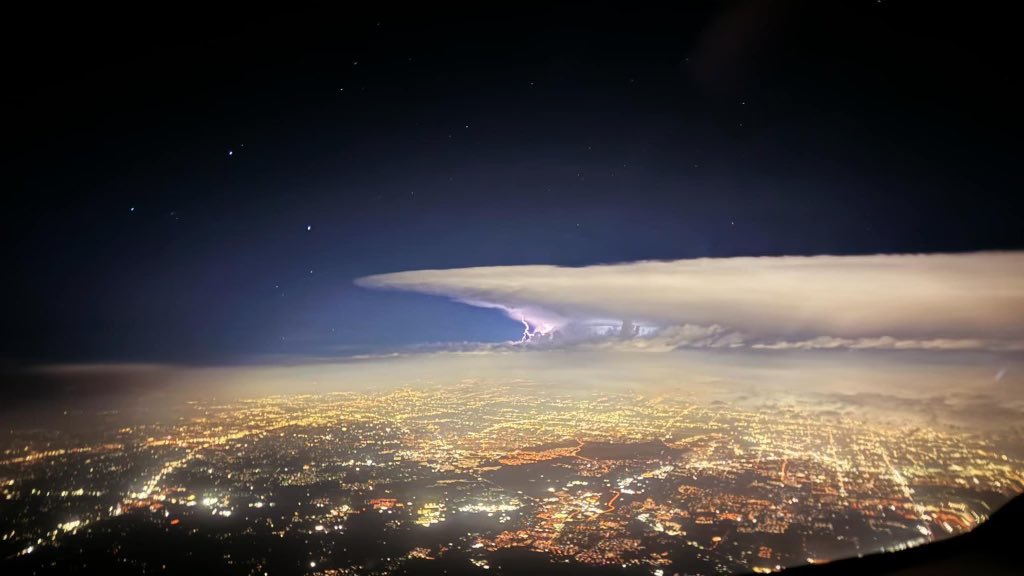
<box><xmin>4</xmin><ymin>2</ymin><xmax>1021</xmax><ymax>366</ymax></box>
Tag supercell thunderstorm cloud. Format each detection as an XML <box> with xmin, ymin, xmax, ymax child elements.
<box><xmin>355</xmin><ymin>252</ymin><xmax>1024</xmax><ymax>351</ymax></box>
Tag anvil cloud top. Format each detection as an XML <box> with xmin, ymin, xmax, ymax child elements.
<box><xmin>357</xmin><ymin>252</ymin><xmax>1024</xmax><ymax>349</ymax></box>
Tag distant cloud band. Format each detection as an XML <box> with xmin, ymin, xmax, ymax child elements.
<box><xmin>356</xmin><ymin>252</ymin><xmax>1024</xmax><ymax>352</ymax></box>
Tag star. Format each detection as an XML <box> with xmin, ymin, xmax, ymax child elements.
<box><xmin>307</xmin><ymin>225</ymin><xmax>312</xmax><ymax>231</ymax></box>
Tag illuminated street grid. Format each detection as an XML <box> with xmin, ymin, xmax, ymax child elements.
<box><xmin>2</xmin><ymin>382</ymin><xmax>1022</xmax><ymax>575</ymax></box>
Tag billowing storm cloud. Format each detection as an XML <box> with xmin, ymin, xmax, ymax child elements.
<box><xmin>356</xmin><ymin>252</ymin><xmax>1024</xmax><ymax>351</ymax></box>
<box><xmin>13</xmin><ymin>253</ymin><xmax>1023</xmax><ymax>425</ymax></box>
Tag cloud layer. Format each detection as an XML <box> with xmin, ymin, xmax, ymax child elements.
<box><xmin>11</xmin><ymin>348</ymin><xmax>1021</xmax><ymax>429</ymax></box>
<box><xmin>356</xmin><ymin>252</ymin><xmax>1024</xmax><ymax>351</ymax></box>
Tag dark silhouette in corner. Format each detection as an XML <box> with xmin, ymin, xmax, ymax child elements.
<box><xmin>770</xmin><ymin>493</ymin><xmax>1023</xmax><ymax>576</ymax></box>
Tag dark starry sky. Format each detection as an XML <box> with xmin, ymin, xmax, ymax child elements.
<box><xmin>3</xmin><ymin>2</ymin><xmax>1021</xmax><ymax>364</ymax></box>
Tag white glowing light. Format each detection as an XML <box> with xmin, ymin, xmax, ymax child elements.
<box><xmin>516</xmin><ymin>312</ymin><xmax>559</xmax><ymax>343</ymax></box>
